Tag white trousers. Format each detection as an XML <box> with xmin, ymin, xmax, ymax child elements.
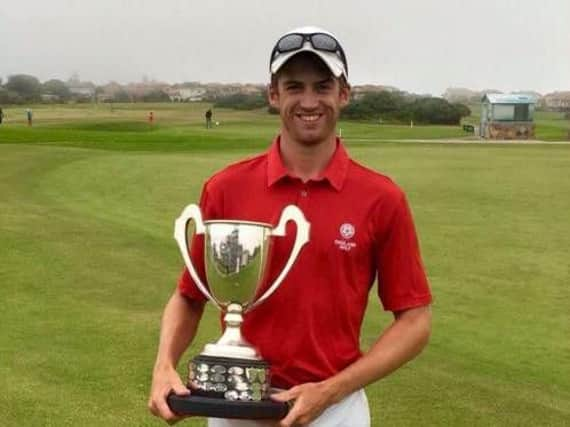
<box><xmin>208</xmin><ymin>389</ymin><xmax>370</xmax><ymax>427</ymax></box>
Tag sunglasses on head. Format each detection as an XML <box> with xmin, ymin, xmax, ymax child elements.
<box><xmin>270</xmin><ymin>32</ymin><xmax>348</xmax><ymax>76</ymax></box>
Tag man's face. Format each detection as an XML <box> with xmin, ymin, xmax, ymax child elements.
<box><xmin>268</xmin><ymin>54</ymin><xmax>350</xmax><ymax>146</ymax></box>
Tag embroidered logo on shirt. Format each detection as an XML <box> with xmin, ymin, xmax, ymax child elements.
<box><xmin>335</xmin><ymin>223</ymin><xmax>356</xmax><ymax>251</ymax></box>
<box><xmin>339</xmin><ymin>223</ymin><xmax>355</xmax><ymax>239</ymax></box>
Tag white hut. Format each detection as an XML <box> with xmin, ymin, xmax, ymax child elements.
<box><xmin>481</xmin><ymin>94</ymin><xmax>537</xmax><ymax>139</ymax></box>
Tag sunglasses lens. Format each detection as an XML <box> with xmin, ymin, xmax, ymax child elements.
<box><xmin>271</xmin><ymin>32</ymin><xmax>347</xmax><ymax>77</ymax></box>
<box><xmin>277</xmin><ymin>34</ymin><xmax>305</xmax><ymax>52</ymax></box>
<box><xmin>311</xmin><ymin>34</ymin><xmax>338</xmax><ymax>52</ymax></box>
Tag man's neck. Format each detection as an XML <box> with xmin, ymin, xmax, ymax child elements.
<box><xmin>279</xmin><ymin>132</ymin><xmax>337</xmax><ymax>183</ymax></box>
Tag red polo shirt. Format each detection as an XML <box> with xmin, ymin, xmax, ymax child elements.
<box><xmin>178</xmin><ymin>137</ymin><xmax>432</xmax><ymax>389</ymax></box>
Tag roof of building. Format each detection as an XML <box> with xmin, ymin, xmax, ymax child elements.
<box><xmin>482</xmin><ymin>93</ymin><xmax>537</xmax><ymax>104</ymax></box>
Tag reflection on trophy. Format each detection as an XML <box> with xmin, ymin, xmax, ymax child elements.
<box><xmin>168</xmin><ymin>204</ymin><xmax>310</xmax><ymax>419</ymax></box>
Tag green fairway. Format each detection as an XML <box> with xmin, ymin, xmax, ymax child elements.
<box><xmin>1</xmin><ymin>104</ymin><xmax>569</xmax><ymax>426</ymax></box>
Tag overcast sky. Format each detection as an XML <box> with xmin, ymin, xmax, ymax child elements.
<box><xmin>1</xmin><ymin>0</ymin><xmax>568</xmax><ymax>96</ymax></box>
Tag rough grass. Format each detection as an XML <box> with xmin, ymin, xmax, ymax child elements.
<box><xmin>0</xmin><ymin>104</ymin><xmax>569</xmax><ymax>426</ymax></box>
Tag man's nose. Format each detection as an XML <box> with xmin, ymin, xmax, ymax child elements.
<box><xmin>299</xmin><ymin>90</ymin><xmax>319</xmax><ymax>110</ymax></box>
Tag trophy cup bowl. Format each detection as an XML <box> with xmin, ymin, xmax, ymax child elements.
<box><xmin>168</xmin><ymin>204</ymin><xmax>310</xmax><ymax>419</ymax></box>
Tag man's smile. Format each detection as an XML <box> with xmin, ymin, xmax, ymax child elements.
<box><xmin>296</xmin><ymin>113</ymin><xmax>323</xmax><ymax>123</ymax></box>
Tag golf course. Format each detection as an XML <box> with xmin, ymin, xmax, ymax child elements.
<box><xmin>1</xmin><ymin>103</ymin><xmax>569</xmax><ymax>426</ymax></box>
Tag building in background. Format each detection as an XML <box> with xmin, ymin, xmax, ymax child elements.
<box><xmin>540</xmin><ymin>91</ymin><xmax>570</xmax><ymax>111</ymax></box>
<box><xmin>480</xmin><ymin>94</ymin><xmax>537</xmax><ymax>140</ymax></box>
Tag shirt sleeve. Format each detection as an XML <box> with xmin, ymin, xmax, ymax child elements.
<box><xmin>376</xmin><ymin>193</ymin><xmax>432</xmax><ymax>312</ymax></box>
<box><xmin>177</xmin><ymin>182</ymin><xmax>217</xmax><ymax>302</ymax></box>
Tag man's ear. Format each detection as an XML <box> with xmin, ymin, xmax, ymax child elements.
<box><xmin>267</xmin><ymin>83</ymin><xmax>280</xmax><ymax>109</ymax></box>
<box><xmin>339</xmin><ymin>83</ymin><xmax>351</xmax><ymax>108</ymax></box>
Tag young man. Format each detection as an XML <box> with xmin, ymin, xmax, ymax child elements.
<box><xmin>149</xmin><ymin>26</ymin><xmax>432</xmax><ymax>427</ymax></box>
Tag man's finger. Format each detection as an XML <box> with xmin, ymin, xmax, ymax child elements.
<box><xmin>171</xmin><ymin>381</ymin><xmax>191</xmax><ymax>396</ymax></box>
<box><xmin>271</xmin><ymin>391</ymin><xmax>291</xmax><ymax>402</ymax></box>
<box><xmin>271</xmin><ymin>386</ymin><xmax>298</xmax><ymax>402</ymax></box>
<box><xmin>148</xmin><ymin>399</ymin><xmax>159</xmax><ymax>417</ymax></box>
<box><xmin>279</xmin><ymin>403</ymin><xmax>301</xmax><ymax>427</ymax></box>
<box><xmin>156</xmin><ymin>395</ymin><xmax>179</xmax><ymax>421</ymax></box>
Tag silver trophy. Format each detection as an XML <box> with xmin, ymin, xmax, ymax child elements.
<box><xmin>168</xmin><ymin>203</ymin><xmax>310</xmax><ymax>419</ymax></box>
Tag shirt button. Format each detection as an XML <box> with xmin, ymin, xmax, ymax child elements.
<box><xmin>300</xmin><ymin>190</ymin><xmax>308</xmax><ymax>197</ymax></box>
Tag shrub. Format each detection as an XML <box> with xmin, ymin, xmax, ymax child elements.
<box><xmin>214</xmin><ymin>93</ymin><xmax>267</xmax><ymax>110</ymax></box>
<box><xmin>342</xmin><ymin>91</ymin><xmax>470</xmax><ymax>125</ymax></box>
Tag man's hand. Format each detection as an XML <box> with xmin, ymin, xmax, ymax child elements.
<box><xmin>271</xmin><ymin>382</ymin><xmax>335</xmax><ymax>427</ymax></box>
<box><xmin>148</xmin><ymin>365</ymin><xmax>191</xmax><ymax>424</ymax></box>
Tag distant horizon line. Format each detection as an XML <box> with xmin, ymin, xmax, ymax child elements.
<box><xmin>1</xmin><ymin>73</ymin><xmax>568</xmax><ymax>97</ymax></box>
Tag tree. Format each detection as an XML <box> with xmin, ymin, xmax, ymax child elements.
<box><xmin>341</xmin><ymin>91</ymin><xmax>467</xmax><ymax>125</ymax></box>
<box><xmin>42</xmin><ymin>79</ymin><xmax>71</xmax><ymax>100</ymax></box>
<box><xmin>5</xmin><ymin>74</ymin><xmax>42</xmax><ymax>101</ymax></box>
<box><xmin>342</xmin><ymin>91</ymin><xmax>407</xmax><ymax>121</ymax></box>
<box><xmin>142</xmin><ymin>89</ymin><xmax>170</xmax><ymax>102</ymax></box>
<box><xmin>111</xmin><ymin>89</ymin><xmax>131</xmax><ymax>103</ymax></box>
<box><xmin>409</xmin><ymin>98</ymin><xmax>463</xmax><ymax>125</ymax></box>
<box><xmin>0</xmin><ymin>88</ymin><xmax>23</xmax><ymax>104</ymax></box>
<box><xmin>214</xmin><ymin>93</ymin><xmax>267</xmax><ymax>110</ymax></box>
<box><xmin>452</xmin><ymin>103</ymin><xmax>471</xmax><ymax>119</ymax></box>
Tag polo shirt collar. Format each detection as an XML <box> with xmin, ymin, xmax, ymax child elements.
<box><xmin>267</xmin><ymin>136</ymin><xmax>349</xmax><ymax>191</ymax></box>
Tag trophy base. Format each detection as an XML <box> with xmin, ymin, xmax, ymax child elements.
<box><xmin>167</xmin><ymin>393</ymin><xmax>289</xmax><ymax>419</ymax></box>
<box><xmin>190</xmin><ymin>355</ymin><xmax>271</xmax><ymax>401</ymax></box>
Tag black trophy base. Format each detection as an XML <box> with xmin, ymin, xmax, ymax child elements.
<box><xmin>167</xmin><ymin>393</ymin><xmax>289</xmax><ymax>420</ymax></box>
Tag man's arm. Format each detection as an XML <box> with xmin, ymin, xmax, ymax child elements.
<box><xmin>148</xmin><ymin>291</ymin><xmax>205</xmax><ymax>422</ymax></box>
<box><xmin>273</xmin><ymin>305</ymin><xmax>431</xmax><ymax>427</ymax></box>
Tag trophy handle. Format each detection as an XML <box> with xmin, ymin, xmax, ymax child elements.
<box><xmin>174</xmin><ymin>204</ymin><xmax>221</xmax><ymax>310</ymax></box>
<box><xmin>249</xmin><ymin>205</ymin><xmax>310</xmax><ymax>311</ymax></box>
